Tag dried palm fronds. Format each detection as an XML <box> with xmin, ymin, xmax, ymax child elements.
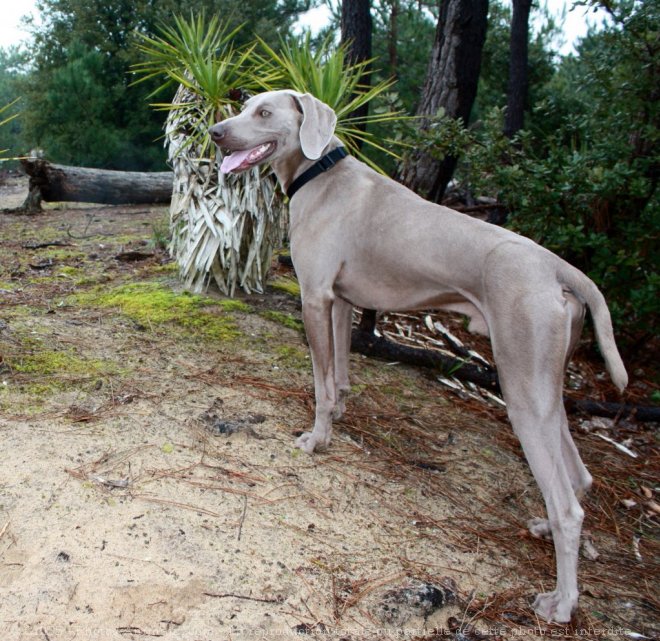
<box><xmin>133</xmin><ymin>13</ymin><xmax>285</xmax><ymax>295</ymax></box>
<box><xmin>166</xmin><ymin>84</ymin><xmax>284</xmax><ymax>295</ymax></box>
<box><xmin>133</xmin><ymin>14</ymin><xmax>408</xmax><ymax>294</ymax></box>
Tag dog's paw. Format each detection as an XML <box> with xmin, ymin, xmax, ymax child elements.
<box><xmin>528</xmin><ymin>517</ymin><xmax>552</xmax><ymax>540</ymax></box>
<box><xmin>533</xmin><ymin>590</ymin><xmax>576</xmax><ymax>623</ymax></box>
<box><xmin>332</xmin><ymin>387</ymin><xmax>349</xmax><ymax>420</ymax></box>
<box><xmin>332</xmin><ymin>401</ymin><xmax>346</xmax><ymax>421</ymax></box>
<box><xmin>295</xmin><ymin>432</ymin><xmax>330</xmax><ymax>454</ymax></box>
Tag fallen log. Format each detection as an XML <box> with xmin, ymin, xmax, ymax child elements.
<box><xmin>350</xmin><ymin>328</ymin><xmax>500</xmax><ymax>392</ymax></box>
<box><xmin>564</xmin><ymin>398</ymin><xmax>660</xmax><ymax>422</ymax></box>
<box><xmin>351</xmin><ymin>328</ymin><xmax>659</xmax><ymax>422</ymax></box>
<box><xmin>20</xmin><ymin>158</ymin><xmax>173</xmax><ymax>208</ymax></box>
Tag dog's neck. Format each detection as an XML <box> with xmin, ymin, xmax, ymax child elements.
<box><xmin>271</xmin><ymin>137</ymin><xmax>342</xmax><ymax>195</ymax></box>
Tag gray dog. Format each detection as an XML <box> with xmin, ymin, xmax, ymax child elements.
<box><xmin>210</xmin><ymin>90</ymin><xmax>627</xmax><ymax>623</ymax></box>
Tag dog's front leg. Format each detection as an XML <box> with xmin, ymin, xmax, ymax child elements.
<box><xmin>296</xmin><ymin>294</ymin><xmax>336</xmax><ymax>454</ymax></box>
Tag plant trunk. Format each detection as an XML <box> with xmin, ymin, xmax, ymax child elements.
<box><xmin>166</xmin><ymin>85</ymin><xmax>284</xmax><ymax>296</ymax></box>
<box><xmin>398</xmin><ymin>0</ymin><xmax>488</xmax><ymax>203</ymax></box>
<box><xmin>504</xmin><ymin>0</ymin><xmax>532</xmax><ymax>138</ymax></box>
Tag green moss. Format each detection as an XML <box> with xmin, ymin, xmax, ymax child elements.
<box><xmin>275</xmin><ymin>345</ymin><xmax>310</xmax><ymax>369</ymax></box>
<box><xmin>12</xmin><ymin>348</ymin><xmax>112</xmax><ymax>376</ymax></box>
<box><xmin>149</xmin><ymin>262</ymin><xmax>179</xmax><ymax>275</ymax></box>
<box><xmin>42</xmin><ymin>248</ymin><xmax>86</xmax><ymax>261</ymax></box>
<box><xmin>74</xmin><ymin>274</ymin><xmax>109</xmax><ymax>287</ymax></box>
<box><xmin>71</xmin><ymin>282</ymin><xmax>240</xmax><ymax>341</ymax></box>
<box><xmin>2</xmin><ymin>335</ymin><xmax>122</xmax><ymax>400</ymax></box>
<box><xmin>56</xmin><ymin>265</ymin><xmax>84</xmax><ymax>278</ymax></box>
<box><xmin>218</xmin><ymin>298</ymin><xmax>252</xmax><ymax>313</ymax></box>
<box><xmin>261</xmin><ymin>310</ymin><xmax>304</xmax><ymax>333</ymax></box>
<box><xmin>270</xmin><ymin>276</ymin><xmax>301</xmax><ymax>298</ymax></box>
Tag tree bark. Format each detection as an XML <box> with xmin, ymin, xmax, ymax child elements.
<box><xmin>504</xmin><ymin>0</ymin><xmax>532</xmax><ymax>138</ymax></box>
<box><xmin>20</xmin><ymin>158</ymin><xmax>173</xmax><ymax>206</ymax></box>
<box><xmin>388</xmin><ymin>0</ymin><xmax>399</xmax><ymax>78</ymax></box>
<box><xmin>341</xmin><ymin>0</ymin><xmax>373</xmax><ymax>137</ymax></box>
<box><xmin>399</xmin><ymin>0</ymin><xmax>489</xmax><ymax>203</ymax></box>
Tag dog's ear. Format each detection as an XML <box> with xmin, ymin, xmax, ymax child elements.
<box><xmin>293</xmin><ymin>93</ymin><xmax>337</xmax><ymax>160</ymax></box>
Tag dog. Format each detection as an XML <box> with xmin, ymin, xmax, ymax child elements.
<box><xmin>210</xmin><ymin>90</ymin><xmax>627</xmax><ymax>623</ymax></box>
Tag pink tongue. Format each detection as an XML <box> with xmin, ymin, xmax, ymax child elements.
<box><xmin>220</xmin><ymin>148</ymin><xmax>253</xmax><ymax>174</ymax></box>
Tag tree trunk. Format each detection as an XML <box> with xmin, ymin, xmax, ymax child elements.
<box><xmin>20</xmin><ymin>158</ymin><xmax>173</xmax><ymax>206</ymax></box>
<box><xmin>504</xmin><ymin>0</ymin><xmax>532</xmax><ymax>138</ymax></box>
<box><xmin>342</xmin><ymin>0</ymin><xmax>378</xmax><ymax>330</ymax></box>
<box><xmin>388</xmin><ymin>0</ymin><xmax>399</xmax><ymax>78</ymax></box>
<box><xmin>399</xmin><ymin>0</ymin><xmax>489</xmax><ymax>203</ymax></box>
<box><xmin>341</xmin><ymin>0</ymin><xmax>373</xmax><ymax>137</ymax></box>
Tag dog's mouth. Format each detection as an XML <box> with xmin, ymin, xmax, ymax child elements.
<box><xmin>219</xmin><ymin>142</ymin><xmax>276</xmax><ymax>174</ymax></box>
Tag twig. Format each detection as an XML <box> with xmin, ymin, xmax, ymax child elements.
<box><xmin>132</xmin><ymin>494</ymin><xmax>222</xmax><ymax>518</ymax></box>
<box><xmin>23</xmin><ymin>240</ymin><xmax>73</xmax><ymax>249</ymax></box>
<box><xmin>203</xmin><ymin>591</ymin><xmax>282</xmax><ymax>604</ymax></box>
<box><xmin>237</xmin><ymin>495</ymin><xmax>248</xmax><ymax>541</ymax></box>
<box><xmin>595</xmin><ymin>433</ymin><xmax>638</xmax><ymax>458</ymax></box>
<box><xmin>0</xmin><ymin>521</ymin><xmax>9</xmax><ymax>541</ymax></box>
<box><xmin>117</xmin><ymin>627</ymin><xmax>163</xmax><ymax>637</ymax></box>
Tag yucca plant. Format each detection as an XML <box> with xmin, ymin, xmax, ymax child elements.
<box><xmin>133</xmin><ymin>15</ymin><xmax>405</xmax><ymax>296</ymax></box>
<box><xmin>133</xmin><ymin>13</ymin><xmax>284</xmax><ymax>295</ymax></box>
<box><xmin>257</xmin><ymin>33</ymin><xmax>406</xmax><ymax>171</ymax></box>
<box><xmin>0</xmin><ymin>98</ymin><xmax>20</xmax><ymax>159</ymax></box>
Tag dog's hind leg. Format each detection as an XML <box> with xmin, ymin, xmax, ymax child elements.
<box><xmin>529</xmin><ymin>293</ymin><xmax>591</xmax><ymax>540</ymax></box>
<box><xmin>527</xmin><ymin>416</ymin><xmax>592</xmax><ymax>539</ymax></box>
<box><xmin>494</xmin><ymin>297</ymin><xmax>583</xmax><ymax>622</ymax></box>
<box><xmin>332</xmin><ymin>297</ymin><xmax>353</xmax><ymax>420</ymax></box>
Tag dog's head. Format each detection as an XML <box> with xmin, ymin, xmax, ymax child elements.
<box><xmin>210</xmin><ymin>90</ymin><xmax>337</xmax><ymax>174</ymax></box>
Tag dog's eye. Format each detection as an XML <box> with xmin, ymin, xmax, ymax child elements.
<box><xmin>260</xmin><ymin>109</ymin><xmax>271</xmax><ymax>118</ymax></box>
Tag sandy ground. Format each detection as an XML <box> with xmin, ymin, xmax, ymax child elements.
<box><xmin>0</xmin><ymin>173</ymin><xmax>657</xmax><ymax>641</ymax></box>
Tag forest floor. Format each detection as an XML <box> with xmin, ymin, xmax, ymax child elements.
<box><xmin>0</xmin><ymin>172</ymin><xmax>657</xmax><ymax>641</ymax></box>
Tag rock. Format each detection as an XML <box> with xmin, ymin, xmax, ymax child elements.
<box><xmin>198</xmin><ymin>399</ymin><xmax>266</xmax><ymax>436</ymax></box>
<box><xmin>373</xmin><ymin>578</ymin><xmax>457</xmax><ymax>625</ymax></box>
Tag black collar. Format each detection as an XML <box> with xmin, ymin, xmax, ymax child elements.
<box><xmin>286</xmin><ymin>146</ymin><xmax>348</xmax><ymax>199</ymax></box>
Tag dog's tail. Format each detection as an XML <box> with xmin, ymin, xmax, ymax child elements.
<box><xmin>559</xmin><ymin>265</ymin><xmax>628</xmax><ymax>392</ymax></box>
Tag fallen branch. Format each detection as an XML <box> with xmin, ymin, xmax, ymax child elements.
<box><xmin>564</xmin><ymin>398</ymin><xmax>660</xmax><ymax>422</ymax></box>
<box><xmin>22</xmin><ymin>240</ymin><xmax>73</xmax><ymax>249</ymax></box>
<box><xmin>203</xmin><ymin>592</ymin><xmax>283</xmax><ymax>604</ymax></box>
<box><xmin>351</xmin><ymin>328</ymin><xmax>660</xmax><ymax>422</ymax></box>
<box><xmin>350</xmin><ymin>328</ymin><xmax>500</xmax><ymax>392</ymax></box>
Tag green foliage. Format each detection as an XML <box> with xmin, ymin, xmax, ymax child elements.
<box><xmin>133</xmin><ymin>13</ymin><xmax>275</xmax><ymax>158</ymax></box>
<box><xmin>0</xmin><ymin>48</ymin><xmax>27</xmax><ymax>160</ymax></box>
<box><xmin>398</xmin><ymin>107</ymin><xmax>474</xmax><ymax>168</ymax></box>
<box><xmin>133</xmin><ymin>16</ymin><xmax>407</xmax><ymax>172</ymax></box>
<box><xmin>475</xmin><ymin>0</ymin><xmax>559</xmax><ymax>129</ymax></box>
<box><xmin>457</xmin><ymin>0</ymin><xmax>659</xmax><ymax>339</ymax></box>
<box><xmin>17</xmin><ymin>0</ymin><xmax>311</xmax><ymax>169</ymax></box>
<box><xmin>24</xmin><ymin>42</ymin><xmax>153</xmax><ymax>167</ymax></box>
<box><xmin>371</xmin><ymin>1</ymin><xmax>436</xmax><ymax>113</ymax></box>
<box><xmin>257</xmin><ymin>32</ymin><xmax>407</xmax><ymax>169</ymax></box>
<box><xmin>0</xmin><ymin>98</ymin><xmax>21</xmax><ymax>158</ymax></box>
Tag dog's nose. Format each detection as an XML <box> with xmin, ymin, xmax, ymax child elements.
<box><xmin>210</xmin><ymin>123</ymin><xmax>225</xmax><ymax>143</ymax></box>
